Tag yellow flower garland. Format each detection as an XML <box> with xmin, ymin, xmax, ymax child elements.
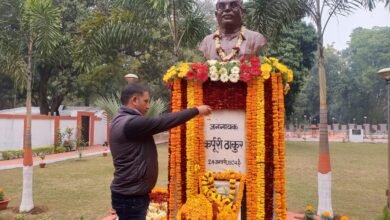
<box><xmin>163</xmin><ymin>57</ymin><xmax>293</xmax><ymax>87</ymax></box>
<box><xmin>256</xmin><ymin>76</ymin><xmax>266</xmax><ymax>219</ymax></box>
<box><xmin>167</xmin><ymin>61</ymin><xmax>289</xmax><ymax>220</ymax></box>
<box><xmin>168</xmin><ymin>79</ymin><xmax>182</xmax><ymax>219</ymax></box>
<box><xmin>194</xmin><ymin>81</ymin><xmax>204</xmax><ymax>192</ymax></box>
<box><xmin>201</xmin><ymin>170</ymin><xmax>246</xmax><ymax>219</ymax></box>
<box><xmin>272</xmin><ymin>73</ymin><xmax>287</xmax><ymax>220</ymax></box>
<box><xmin>177</xmin><ymin>194</ymin><xmax>213</xmax><ymax>219</ymax></box>
<box><xmin>186</xmin><ymin>80</ymin><xmax>196</xmax><ymax>197</ymax></box>
<box><xmin>277</xmin><ymin>73</ymin><xmax>287</xmax><ymax>219</ymax></box>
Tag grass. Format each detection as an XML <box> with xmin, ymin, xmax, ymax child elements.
<box><xmin>286</xmin><ymin>142</ymin><xmax>387</xmax><ymax>219</ymax></box>
<box><xmin>0</xmin><ymin>142</ymin><xmax>387</xmax><ymax>220</ymax></box>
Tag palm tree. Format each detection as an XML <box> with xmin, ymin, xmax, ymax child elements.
<box><xmin>0</xmin><ymin>0</ymin><xmax>61</xmax><ymax>212</ymax></box>
<box><xmin>245</xmin><ymin>0</ymin><xmax>389</xmax><ymax>217</ymax></box>
<box><xmin>113</xmin><ymin>0</ymin><xmax>211</xmax><ymax>59</ymax></box>
<box><xmin>245</xmin><ymin>0</ymin><xmax>307</xmax><ymax>44</ymax></box>
<box><xmin>303</xmin><ymin>0</ymin><xmax>387</xmax><ymax>216</ymax></box>
<box><xmin>95</xmin><ymin>92</ymin><xmax>168</xmax><ymax>118</ymax></box>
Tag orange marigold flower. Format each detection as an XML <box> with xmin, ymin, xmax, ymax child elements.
<box><xmin>305</xmin><ymin>205</ymin><xmax>313</xmax><ymax>212</ymax></box>
<box><xmin>322</xmin><ymin>211</ymin><xmax>331</xmax><ymax>217</ymax></box>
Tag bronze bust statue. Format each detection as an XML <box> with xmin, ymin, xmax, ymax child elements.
<box><xmin>199</xmin><ymin>0</ymin><xmax>267</xmax><ymax>61</ymax></box>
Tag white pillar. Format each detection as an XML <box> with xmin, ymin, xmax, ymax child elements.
<box><xmin>19</xmin><ymin>166</ymin><xmax>34</xmax><ymax>212</ymax></box>
<box><xmin>317</xmin><ymin>172</ymin><xmax>333</xmax><ymax>217</ymax></box>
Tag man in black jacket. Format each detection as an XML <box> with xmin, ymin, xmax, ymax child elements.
<box><xmin>109</xmin><ymin>84</ymin><xmax>211</xmax><ymax>220</ymax></box>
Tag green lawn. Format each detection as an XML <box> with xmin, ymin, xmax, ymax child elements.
<box><xmin>0</xmin><ymin>142</ymin><xmax>387</xmax><ymax>220</ymax></box>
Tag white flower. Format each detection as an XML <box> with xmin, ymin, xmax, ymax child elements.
<box><xmin>219</xmin><ymin>67</ymin><xmax>228</xmax><ymax>75</ymax></box>
<box><xmin>209</xmin><ymin>66</ymin><xmax>218</xmax><ymax>73</ymax></box>
<box><xmin>207</xmin><ymin>60</ymin><xmax>218</xmax><ymax>66</ymax></box>
<box><xmin>210</xmin><ymin>72</ymin><xmax>219</xmax><ymax>81</ymax></box>
<box><xmin>231</xmin><ymin>66</ymin><xmax>240</xmax><ymax>75</ymax></box>
<box><xmin>220</xmin><ymin>74</ymin><xmax>229</xmax><ymax>82</ymax></box>
<box><xmin>229</xmin><ymin>73</ymin><xmax>240</xmax><ymax>83</ymax></box>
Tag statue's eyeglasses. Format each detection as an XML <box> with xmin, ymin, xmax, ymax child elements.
<box><xmin>216</xmin><ymin>2</ymin><xmax>241</xmax><ymax>11</ymax></box>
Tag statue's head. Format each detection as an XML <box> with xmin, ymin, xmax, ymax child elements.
<box><xmin>215</xmin><ymin>0</ymin><xmax>244</xmax><ymax>29</ymax></box>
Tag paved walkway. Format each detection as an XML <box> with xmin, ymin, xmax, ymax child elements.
<box><xmin>0</xmin><ymin>145</ymin><xmax>109</xmax><ymax>170</ymax></box>
<box><xmin>0</xmin><ymin>137</ymin><xmax>168</xmax><ymax>170</ymax></box>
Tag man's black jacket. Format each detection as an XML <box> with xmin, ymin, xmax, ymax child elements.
<box><xmin>110</xmin><ymin>106</ymin><xmax>199</xmax><ymax>196</ymax></box>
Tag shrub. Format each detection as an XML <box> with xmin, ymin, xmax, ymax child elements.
<box><xmin>377</xmin><ymin>207</ymin><xmax>390</xmax><ymax>220</ymax></box>
<box><xmin>0</xmin><ymin>187</ymin><xmax>4</xmax><ymax>200</ymax></box>
<box><xmin>0</xmin><ymin>146</ymin><xmax>54</xmax><ymax>161</ymax></box>
<box><xmin>304</xmin><ymin>205</ymin><xmax>315</xmax><ymax>220</ymax></box>
<box><xmin>55</xmin><ymin>146</ymin><xmax>66</xmax><ymax>153</ymax></box>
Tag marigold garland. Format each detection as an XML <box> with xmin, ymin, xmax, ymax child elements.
<box><xmin>150</xmin><ymin>187</ymin><xmax>169</xmax><ymax>204</ymax></box>
<box><xmin>177</xmin><ymin>194</ymin><xmax>213</xmax><ymax>220</ymax></box>
<box><xmin>168</xmin><ymin>79</ymin><xmax>183</xmax><ymax>219</ymax></box>
<box><xmin>256</xmin><ymin>76</ymin><xmax>266</xmax><ymax>219</ymax></box>
<box><xmin>277</xmin><ymin>73</ymin><xmax>287</xmax><ymax>219</ymax></box>
<box><xmin>272</xmin><ymin>73</ymin><xmax>286</xmax><ymax>220</ymax></box>
<box><xmin>200</xmin><ymin>170</ymin><xmax>246</xmax><ymax>219</ymax></box>
<box><xmin>245</xmin><ymin>79</ymin><xmax>258</xmax><ymax>219</ymax></box>
<box><xmin>186</xmin><ymin>80</ymin><xmax>196</xmax><ymax>197</ymax></box>
<box><xmin>194</xmin><ymin>81</ymin><xmax>205</xmax><ymax>190</ymax></box>
<box><xmin>166</xmin><ymin>58</ymin><xmax>290</xmax><ymax>220</ymax></box>
<box><xmin>163</xmin><ymin>57</ymin><xmax>293</xmax><ymax>92</ymax></box>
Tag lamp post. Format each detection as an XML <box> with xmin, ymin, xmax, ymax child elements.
<box><xmin>332</xmin><ymin>117</ymin><xmax>335</xmax><ymax>135</ymax></box>
<box><xmin>364</xmin><ymin>116</ymin><xmax>368</xmax><ymax>137</ymax></box>
<box><xmin>294</xmin><ymin>117</ymin><xmax>298</xmax><ymax>133</ymax></box>
<box><xmin>304</xmin><ymin>115</ymin><xmax>307</xmax><ymax>137</ymax></box>
<box><xmin>124</xmin><ymin>73</ymin><xmax>139</xmax><ymax>84</ymax></box>
<box><xmin>353</xmin><ymin>118</ymin><xmax>356</xmax><ymax>129</ymax></box>
<box><xmin>377</xmin><ymin>67</ymin><xmax>390</xmax><ymax>208</ymax></box>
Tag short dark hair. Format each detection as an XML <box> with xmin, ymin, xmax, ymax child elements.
<box><xmin>120</xmin><ymin>84</ymin><xmax>149</xmax><ymax>105</ymax></box>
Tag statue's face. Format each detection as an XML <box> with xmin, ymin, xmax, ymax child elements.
<box><xmin>215</xmin><ymin>0</ymin><xmax>243</xmax><ymax>28</ymax></box>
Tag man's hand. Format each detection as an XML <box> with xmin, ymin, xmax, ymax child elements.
<box><xmin>196</xmin><ymin>105</ymin><xmax>212</xmax><ymax>116</ymax></box>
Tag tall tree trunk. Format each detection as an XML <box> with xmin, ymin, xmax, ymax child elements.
<box><xmin>316</xmin><ymin>0</ymin><xmax>333</xmax><ymax>216</ymax></box>
<box><xmin>38</xmin><ymin>68</ymin><xmax>50</xmax><ymax>115</ymax></box>
<box><xmin>13</xmin><ymin>80</ymin><xmax>17</xmax><ymax>108</ymax></box>
<box><xmin>51</xmin><ymin>96</ymin><xmax>63</xmax><ymax>116</ymax></box>
<box><xmin>20</xmin><ymin>34</ymin><xmax>34</xmax><ymax>212</ymax></box>
<box><xmin>171</xmin><ymin>0</ymin><xmax>178</xmax><ymax>57</ymax></box>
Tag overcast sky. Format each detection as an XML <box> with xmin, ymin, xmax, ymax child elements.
<box><xmin>309</xmin><ymin>4</ymin><xmax>390</xmax><ymax>50</ymax></box>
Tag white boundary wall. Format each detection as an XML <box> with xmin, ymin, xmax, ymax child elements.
<box><xmin>0</xmin><ymin>115</ymin><xmax>107</xmax><ymax>151</ymax></box>
<box><xmin>94</xmin><ymin>119</ymin><xmax>106</xmax><ymax>145</ymax></box>
<box><xmin>32</xmin><ymin>119</ymin><xmax>54</xmax><ymax>148</ymax></box>
<box><xmin>0</xmin><ymin>118</ymin><xmax>24</xmax><ymax>151</ymax></box>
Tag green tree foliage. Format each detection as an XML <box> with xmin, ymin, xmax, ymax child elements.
<box><xmin>295</xmin><ymin>27</ymin><xmax>390</xmax><ymax>124</ymax></box>
<box><xmin>345</xmin><ymin>27</ymin><xmax>390</xmax><ymax>123</ymax></box>
<box><xmin>0</xmin><ymin>0</ymin><xmax>62</xmax><ymax>212</ymax></box>
<box><xmin>245</xmin><ymin>0</ymin><xmax>307</xmax><ymax>44</ymax></box>
<box><xmin>73</xmin><ymin>0</ymin><xmax>212</xmax><ymax>105</ymax></box>
<box><xmin>1</xmin><ymin>0</ymin><xmax>322</xmax><ymax>113</ymax></box>
<box><xmin>266</xmin><ymin>21</ymin><xmax>317</xmax><ymax>119</ymax></box>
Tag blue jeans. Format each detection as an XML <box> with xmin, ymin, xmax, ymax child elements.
<box><xmin>111</xmin><ymin>192</ymin><xmax>150</xmax><ymax>220</ymax></box>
